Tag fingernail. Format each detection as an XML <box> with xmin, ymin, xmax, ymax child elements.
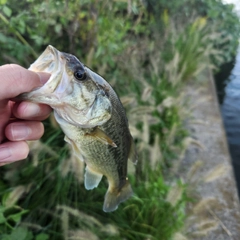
<box><xmin>24</xmin><ymin>102</ymin><xmax>41</xmax><ymax>117</ymax></box>
<box><xmin>12</xmin><ymin>124</ymin><xmax>31</xmax><ymax>140</ymax></box>
<box><xmin>0</xmin><ymin>146</ymin><xmax>11</xmax><ymax>161</ymax></box>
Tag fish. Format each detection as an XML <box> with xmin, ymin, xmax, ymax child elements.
<box><xmin>16</xmin><ymin>45</ymin><xmax>137</xmax><ymax>212</ymax></box>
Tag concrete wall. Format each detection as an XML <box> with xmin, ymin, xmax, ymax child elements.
<box><xmin>181</xmin><ymin>69</ymin><xmax>240</xmax><ymax>240</ymax></box>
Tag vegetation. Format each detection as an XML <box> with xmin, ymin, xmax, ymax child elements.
<box><xmin>0</xmin><ymin>0</ymin><xmax>239</xmax><ymax>239</ymax></box>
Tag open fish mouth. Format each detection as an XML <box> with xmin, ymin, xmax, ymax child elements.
<box><xmin>21</xmin><ymin>46</ymin><xmax>70</xmax><ymax>105</ymax></box>
<box><xmin>30</xmin><ymin>45</ymin><xmax>62</xmax><ymax>72</ymax></box>
<box><xmin>15</xmin><ymin>45</ymin><xmax>113</xmax><ymax>128</ymax></box>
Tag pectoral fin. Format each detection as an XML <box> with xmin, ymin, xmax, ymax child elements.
<box><xmin>84</xmin><ymin>166</ymin><xmax>103</xmax><ymax>190</ymax></box>
<box><xmin>85</xmin><ymin>127</ymin><xmax>117</xmax><ymax>147</ymax></box>
<box><xmin>128</xmin><ymin>136</ymin><xmax>138</xmax><ymax>164</ymax></box>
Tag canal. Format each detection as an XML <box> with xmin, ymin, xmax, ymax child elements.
<box><xmin>215</xmin><ymin>0</ymin><xmax>240</xmax><ymax>195</ymax></box>
<box><xmin>215</xmin><ymin>48</ymin><xmax>240</xmax><ymax>195</ymax></box>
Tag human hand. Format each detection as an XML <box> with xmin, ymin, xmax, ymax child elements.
<box><xmin>0</xmin><ymin>64</ymin><xmax>52</xmax><ymax>166</ymax></box>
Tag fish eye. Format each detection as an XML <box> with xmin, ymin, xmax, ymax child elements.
<box><xmin>74</xmin><ymin>70</ymin><xmax>87</xmax><ymax>81</ymax></box>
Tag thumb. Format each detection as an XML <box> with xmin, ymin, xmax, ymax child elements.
<box><xmin>37</xmin><ymin>71</ymin><xmax>50</xmax><ymax>85</ymax></box>
<box><xmin>0</xmin><ymin>64</ymin><xmax>50</xmax><ymax>100</ymax></box>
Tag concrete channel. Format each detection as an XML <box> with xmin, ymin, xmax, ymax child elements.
<box><xmin>181</xmin><ymin>69</ymin><xmax>240</xmax><ymax>240</ymax></box>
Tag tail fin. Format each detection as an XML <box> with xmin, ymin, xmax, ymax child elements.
<box><xmin>103</xmin><ymin>181</ymin><xmax>133</xmax><ymax>212</ymax></box>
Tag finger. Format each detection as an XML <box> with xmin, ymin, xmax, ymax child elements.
<box><xmin>0</xmin><ymin>101</ymin><xmax>11</xmax><ymax>143</ymax></box>
<box><xmin>12</xmin><ymin>101</ymin><xmax>52</xmax><ymax>120</ymax></box>
<box><xmin>0</xmin><ymin>64</ymin><xmax>50</xmax><ymax>100</ymax></box>
<box><xmin>5</xmin><ymin>121</ymin><xmax>44</xmax><ymax>141</ymax></box>
<box><xmin>0</xmin><ymin>141</ymin><xmax>29</xmax><ymax>163</ymax></box>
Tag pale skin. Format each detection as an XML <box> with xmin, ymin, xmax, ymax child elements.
<box><xmin>0</xmin><ymin>64</ymin><xmax>52</xmax><ymax>166</ymax></box>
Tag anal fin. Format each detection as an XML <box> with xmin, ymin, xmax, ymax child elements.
<box><xmin>85</xmin><ymin>127</ymin><xmax>117</xmax><ymax>147</ymax></box>
<box><xmin>84</xmin><ymin>166</ymin><xmax>103</xmax><ymax>190</ymax></box>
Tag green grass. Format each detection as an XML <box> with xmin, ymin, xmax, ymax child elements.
<box><xmin>0</xmin><ymin>151</ymin><xmax>188</xmax><ymax>240</ymax></box>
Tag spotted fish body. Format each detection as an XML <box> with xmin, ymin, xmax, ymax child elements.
<box><xmin>17</xmin><ymin>45</ymin><xmax>137</xmax><ymax>212</ymax></box>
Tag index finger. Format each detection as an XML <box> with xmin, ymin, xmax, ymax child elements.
<box><xmin>0</xmin><ymin>64</ymin><xmax>49</xmax><ymax>100</ymax></box>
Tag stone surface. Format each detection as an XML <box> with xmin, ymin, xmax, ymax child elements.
<box><xmin>182</xmin><ymin>69</ymin><xmax>240</xmax><ymax>240</ymax></box>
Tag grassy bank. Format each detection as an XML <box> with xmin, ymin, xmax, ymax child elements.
<box><xmin>0</xmin><ymin>0</ymin><xmax>239</xmax><ymax>239</ymax></box>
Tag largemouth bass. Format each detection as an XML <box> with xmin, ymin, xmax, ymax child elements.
<box><xmin>17</xmin><ymin>45</ymin><xmax>137</xmax><ymax>212</ymax></box>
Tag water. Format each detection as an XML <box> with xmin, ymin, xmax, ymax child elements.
<box><xmin>215</xmin><ymin>48</ymin><xmax>240</xmax><ymax>194</ymax></box>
